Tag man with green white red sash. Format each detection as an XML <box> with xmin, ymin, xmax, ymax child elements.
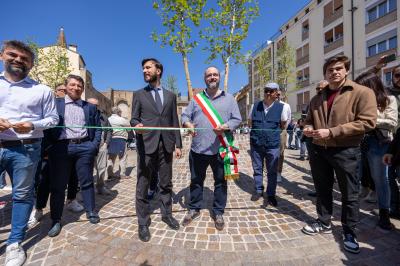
<box><xmin>249</xmin><ymin>82</ymin><xmax>288</xmax><ymax>206</ymax></box>
<box><xmin>181</xmin><ymin>66</ymin><xmax>241</xmax><ymax>230</ymax></box>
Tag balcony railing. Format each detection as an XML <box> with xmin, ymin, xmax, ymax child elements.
<box><xmin>366</xmin><ymin>49</ymin><xmax>397</xmax><ymax>68</ymax></box>
<box><xmin>365</xmin><ymin>11</ymin><xmax>397</xmax><ymax>34</ymax></box>
<box><xmin>323</xmin><ymin>6</ymin><xmax>343</xmax><ymax>27</ymax></box>
<box><xmin>296</xmin><ymin>79</ymin><xmax>310</xmax><ymax>88</ymax></box>
<box><xmin>296</xmin><ymin>54</ymin><xmax>310</xmax><ymax>67</ymax></box>
<box><xmin>324</xmin><ymin>37</ymin><xmax>343</xmax><ymax>54</ymax></box>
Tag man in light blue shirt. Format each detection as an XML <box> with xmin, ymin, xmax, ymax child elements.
<box><xmin>0</xmin><ymin>40</ymin><xmax>58</xmax><ymax>266</ymax></box>
<box><xmin>181</xmin><ymin>66</ymin><xmax>241</xmax><ymax>231</ymax></box>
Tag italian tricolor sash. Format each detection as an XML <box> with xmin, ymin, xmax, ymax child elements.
<box><xmin>193</xmin><ymin>91</ymin><xmax>239</xmax><ymax>180</ymax></box>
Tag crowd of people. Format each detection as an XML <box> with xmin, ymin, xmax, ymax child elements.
<box><xmin>1</xmin><ymin>39</ymin><xmax>400</xmax><ymax>266</ymax></box>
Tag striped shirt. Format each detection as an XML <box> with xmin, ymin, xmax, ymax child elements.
<box><xmin>59</xmin><ymin>95</ymin><xmax>88</xmax><ymax>139</ymax></box>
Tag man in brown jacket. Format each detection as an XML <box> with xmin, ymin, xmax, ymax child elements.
<box><xmin>301</xmin><ymin>55</ymin><xmax>377</xmax><ymax>254</ymax></box>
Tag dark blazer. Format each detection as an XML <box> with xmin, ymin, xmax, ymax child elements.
<box><xmin>47</xmin><ymin>98</ymin><xmax>102</xmax><ymax>149</ymax></box>
<box><xmin>131</xmin><ymin>86</ymin><xmax>182</xmax><ymax>154</ymax></box>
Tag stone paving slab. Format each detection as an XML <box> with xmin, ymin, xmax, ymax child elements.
<box><xmin>0</xmin><ymin>135</ymin><xmax>400</xmax><ymax>265</ymax></box>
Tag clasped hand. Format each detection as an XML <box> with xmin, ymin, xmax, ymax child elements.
<box><xmin>0</xmin><ymin>118</ymin><xmax>33</xmax><ymax>134</ymax></box>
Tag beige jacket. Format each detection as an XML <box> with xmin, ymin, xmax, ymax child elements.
<box><xmin>305</xmin><ymin>79</ymin><xmax>377</xmax><ymax>147</ymax></box>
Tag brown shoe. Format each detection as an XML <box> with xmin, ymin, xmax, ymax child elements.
<box><xmin>181</xmin><ymin>210</ymin><xmax>200</xmax><ymax>226</ymax></box>
<box><xmin>214</xmin><ymin>214</ymin><xmax>224</xmax><ymax>231</ymax></box>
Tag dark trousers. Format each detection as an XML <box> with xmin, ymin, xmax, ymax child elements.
<box><xmin>136</xmin><ymin>140</ymin><xmax>173</xmax><ymax>225</ymax></box>
<box><xmin>48</xmin><ymin>141</ymin><xmax>97</xmax><ymax>222</ymax></box>
<box><xmin>309</xmin><ymin>144</ymin><xmax>361</xmax><ymax>236</ymax></box>
<box><xmin>188</xmin><ymin>151</ymin><xmax>226</xmax><ymax>215</ymax></box>
<box><xmin>389</xmin><ymin>166</ymin><xmax>400</xmax><ymax>212</ymax></box>
<box><xmin>36</xmin><ymin>159</ymin><xmax>79</xmax><ymax>210</ymax></box>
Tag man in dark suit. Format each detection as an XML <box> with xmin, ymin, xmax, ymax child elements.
<box><xmin>46</xmin><ymin>74</ymin><xmax>102</xmax><ymax>237</ymax></box>
<box><xmin>131</xmin><ymin>58</ymin><xmax>182</xmax><ymax>242</ymax></box>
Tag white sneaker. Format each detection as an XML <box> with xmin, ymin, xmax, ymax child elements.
<box><xmin>365</xmin><ymin>191</ymin><xmax>377</xmax><ymax>203</ymax></box>
<box><xmin>28</xmin><ymin>209</ymin><xmax>43</xmax><ymax>228</ymax></box>
<box><xmin>66</xmin><ymin>199</ymin><xmax>84</xmax><ymax>212</ymax></box>
<box><xmin>5</xmin><ymin>242</ymin><xmax>26</xmax><ymax>266</ymax></box>
<box><xmin>277</xmin><ymin>173</ymin><xmax>282</xmax><ymax>183</ymax></box>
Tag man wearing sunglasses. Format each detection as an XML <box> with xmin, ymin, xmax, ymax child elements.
<box><xmin>249</xmin><ymin>82</ymin><xmax>288</xmax><ymax>206</ymax></box>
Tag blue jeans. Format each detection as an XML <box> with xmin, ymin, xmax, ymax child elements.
<box><xmin>300</xmin><ymin>141</ymin><xmax>307</xmax><ymax>157</ymax></box>
<box><xmin>251</xmin><ymin>145</ymin><xmax>280</xmax><ymax>196</ymax></box>
<box><xmin>0</xmin><ymin>140</ymin><xmax>41</xmax><ymax>244</ymax></box>
<box><xmin>288</xmin><ymin>132</ymin><xmax>293</xmax><ymax>147</ymax></box>
<box><xmin>365</xmin><ymin>136</ymin><xmax>390</xmax><ymax>209</ymax></box>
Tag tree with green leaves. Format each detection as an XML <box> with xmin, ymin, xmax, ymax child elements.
<box><xmin>152</xmin><ymin>0</ymin><xmax>206</xmax><ymax>99</ymax></box>
<box><xmin>276</xmin><ymin>38</ymin><xmax>295</xmax><ymax>102</ymax></box>
<box><xmin>28</xmin><ymin>41</ymin><xmax>71</xmax><ymax>90</ymax></box>
<box><xmin>163</xmin><ymin>74</ymin><xmax>180</xmax><ymax>95</ymax></box>
<box><xmin>254</xmin><ymin>48</ymin><xmax>272</xmax><ymax>88</ymax></box>
<box><xmin>201</xmin><ymin>0</ymin><xmax>259</xmax><ymax>92</ymax></box>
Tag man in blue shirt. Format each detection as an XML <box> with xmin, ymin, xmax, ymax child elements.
<box><xmin>0</xmin><ymin>40</ymin><xmax>59</xmax><ymax>266</ymax></box>
<box><xmin>249</xmin><ymin>82</ymin><xmax>288</xmax><ymax>206</ymax></box>
<box><xmin>181</xmin><ymin>66</ymin><xmax>241</xmax><ymax>231</ymax></box>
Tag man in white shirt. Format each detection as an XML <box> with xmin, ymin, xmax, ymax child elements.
<box><xmin>0</xmin><ymin>40</ymin><xmax>59</xmax><ymax>266</ymax></box>
<box><xmin>276</xmin><ymin>90</ymin><xmax>291</xmax><ymax>182</ymax></box>
<box><xmin>107</xmin><ymin>107</ymin><xmax>131</xmax><ymax>179</ymax></box>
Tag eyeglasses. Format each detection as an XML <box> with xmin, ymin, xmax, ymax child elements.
<box><xmin>264</xmin><ymin>89</ymin><xmax>277</xmax><ymax>93</ymax></box>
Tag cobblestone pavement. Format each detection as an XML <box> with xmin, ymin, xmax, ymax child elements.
<box><xmin>1</xmin><ymin>135</ymin><xmax>400</xmax><ymax>265</ymax></box>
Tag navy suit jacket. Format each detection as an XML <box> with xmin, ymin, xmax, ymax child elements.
<box><xmin>46</xmin><ymin>98</ymin><xmax>102</xmax><ymax>150</ymax></box>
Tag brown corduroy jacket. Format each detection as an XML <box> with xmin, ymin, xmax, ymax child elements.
<box><xmin>305</xmin><ymin>79</ymin><xmax>377</xmax><ymax>147</ymax></box>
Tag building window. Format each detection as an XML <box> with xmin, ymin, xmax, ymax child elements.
<box><xmin>324</xmin><ymin>0</ymin><xmax>343</xmax><ymax>17</ymax></box>
<box><xmin>302</xmin><ymin>20</ymin><xmax>309</xmax><ymax>34</ymax></box>
<box><xmin>324</xmin><ymin>23</ymin><xmax>343</xmax><ymax>46</ymax></box>
<box><xmin>305</xmin><ymin>8</ymin><xmax>309</xmax><ymax>14</ymax></box>
<box><xmin>318</xmin><ymin>0</ymin><xmax>322</xmax><ymax>4</ymax></box>
<box><xmin>367</xmin><ymin>35</ymin><xmax>398</xmax><ymax>57</ymax></box>
<box><xmin>389</xmin><ymin>36</ymin><xmax>397</xmax><ymax>49</ymax></box>
<box><xmin>384</xmin><ymin>72</ymin><xmax>392</xmax><ymax>87</ymax></box>
<box><xmin>367</xmin><ymin>0</ymin><xmax>397</xmax><ymax>24</ymax></box>
<box><xmin>295</xmin><ymin>17</ymin><xmax>298</xmax><ymax>23</ymax></box>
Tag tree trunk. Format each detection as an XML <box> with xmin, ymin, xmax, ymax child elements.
<box><xmin>224</xmin><ymin>58</ymin><xmax>230</xmax><ymax>92</ymax></box>
<box><xmin>182</xmin><ymin>53</ymin><xmax>193</xmax><ymax>99</ymax></box>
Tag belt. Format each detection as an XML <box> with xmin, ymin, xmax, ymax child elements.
<box><xmin>67</xmin><ymin>137</ymin><xmax>90</xmax><ymax>144</ymax></box>
<box><xmin>0</xmin><ymin>138</ymin><xmax>40</xmax><ymax>148</ymax></box>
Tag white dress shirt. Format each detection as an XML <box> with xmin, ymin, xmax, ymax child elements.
<box><xmin>0</xmin><ymin>73</ymin><xmax>59</xmax><ymax>140</ymax></box>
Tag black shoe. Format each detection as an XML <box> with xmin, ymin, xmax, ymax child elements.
<box><xmin>86</xmin><ymin>211</ymin><xmax>100</xmax><ymax>224</ymax></box>
<box><xmin>299</xmin><ymin>156</ymin><xmax>305</xmax><ymax>161</ymax></box>
<box><xmin>182</xmin><ymin>210</ymin><xmax>201</xmax><ymax>226</ymax></box>
<box><xmin>389</xmin><ymin>210</ymin><xmax>400</xmax><ymax>220</ymax></box>
<box><xmin>162</xmin><ymin>215</ymin><xmax>180</xmax><ymax>230</ymax></box>
<box><xmin>251</xmin><ymin>192</ymin><xmax>263</xmax><ymax>201</ymax></box>
<box><xmin>48</xmin><ymin>222</ymin><xmax>62</xmax><ymax>237</ymax></box>
<box><xmin>343</xmin><ymin>233</ymin><xmax>360</xmax><ymax>254</ymax></box>
<box><xmin>267</xmin><ymin>195</ymin><xmax>278</xmax><ymax>207</ymax></box>
<box><xmin>214</xmin><ymin>214</ymin><xmax>225</xmax><ymax>231</ymax></box>
<box><xmin>138</xmin><ymin>225</ymin><xmax>151</xmax><ymax>242</ymax></box>
<box><xmin>378</xmin><ymin>209</ymin><xmax>395</xmax><ymax>231</ymax></box>
<box><xmin>307</xmin><ymin>191</ymin><xmax>317</xmax><ymax>197</ymax></box>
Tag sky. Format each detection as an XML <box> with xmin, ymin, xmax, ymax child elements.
<box><xmin>0</xmin><ymin>0</ymin><xmax>310</xmax><ymax>95</ymax></box>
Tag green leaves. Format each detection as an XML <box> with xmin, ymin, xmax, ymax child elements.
<box><xmin>275</xmin><ymin>38</ymin><xmax>295</xmax><ymax>102</ymax></box>
<box><xmin>200</xmin><ymin>0</ymin><xmax>259</xmax><ymax>91</ymax></box>
<box><xmin>28</xmin><ymin>40</ymin><xmax>71</xmax><ymax>90</ymax></box>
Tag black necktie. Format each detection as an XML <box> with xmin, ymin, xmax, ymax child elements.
<box><xmin>154</xmin><ymin>89</ymin><xmax>163</xmax><ymax>113</ymax></box>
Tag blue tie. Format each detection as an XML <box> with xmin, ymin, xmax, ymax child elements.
<box><xmin>154</xmin><ymin>89</ymin><xmax>163</xmax><ymax>113</ymax></box>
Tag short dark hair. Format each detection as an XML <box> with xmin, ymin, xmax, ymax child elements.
<box><xmin>64</xmin><ymin>74</ymin><xmax>85</xmax><ymax>87</ymax></box>
<box><xmin>323</xmin><ymin>55</ymin><xmax>351</xmax><ymax>75</ymax></box>
<box><xmin>142</xmin><ymin>58</ymin><xmax>163</xmax><ymax>78</ymax></box>
<box><xmin>1</xmin><ymin>40</ymin><xmax>35</xmax><ymax>62</ymax></box>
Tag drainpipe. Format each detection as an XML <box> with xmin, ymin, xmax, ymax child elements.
<box><xmin>350</xmin><ymin>0</ymin><xmax>357</xmax><ymax>78</ymax></box>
